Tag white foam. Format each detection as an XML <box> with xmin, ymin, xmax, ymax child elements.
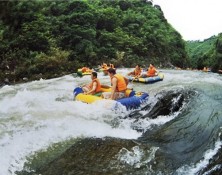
<box><xmin>176</xmin><ymin>139</ymin><xmax>222</xmax><ymax>175</ymax></box>
<box><xmin>0</xmin><ymin>73</ymin><xmax>143</xmax><ymax>174</ymax></box>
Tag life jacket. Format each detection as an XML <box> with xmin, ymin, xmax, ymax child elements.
<box><xmin>89</xmin><ymin>78</ymin><xmax>101</xmax><ymax>94</ymax></box>
<box><xmin>147</xmin><ymin>67</ymin><xmax>156</xmax><ymax>77</ymax></box>
<box><xmin>112</xmin><ymin>74</ymin><xmax>127</xmax><ymax>92</ymax></box>
<box><xmin>134</xmin><ymin>68</ymin><xmax>142</xmax><ymax>76</ymax></box>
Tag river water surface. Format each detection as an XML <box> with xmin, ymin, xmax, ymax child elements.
<box><xmin>0</xmin><ymin>69</ymin><xmax>222</xmax><ymax>175</ymax></box>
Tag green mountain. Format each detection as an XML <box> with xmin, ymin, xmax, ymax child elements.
<box><xmin>186</xmin><ymin>33</ymin><xmax>222</xmax><ymax>71</ymax></box>
<box><xmin>0</xmin><ymin>0</ymin><xmax>188</xmax><ymax>84</ymax></box>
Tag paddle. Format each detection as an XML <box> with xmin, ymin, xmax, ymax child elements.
<box><xmin>131</xmin><ymin>75</ymin><xmax>139</xmax><ymax>82</ymax></box>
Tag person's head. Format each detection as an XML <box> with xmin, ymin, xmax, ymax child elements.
<box><xmin>149</xmin><ymin>64</ymin><xmax>154</xmax><ymax>68</ymax></box>
<box><xmin>107</xmin><ymin>68</ymin><xmax>116</xmax><ymax>77</ymax></box>
<box><xmin>136</xmin><ymin>64</ymin><xmax>141</xmax><ymax>69</ymax></box>
<box><xmin>91</xmin><ymin>72</ymin><xmax>97</xmax><ymax>79</ymax></box>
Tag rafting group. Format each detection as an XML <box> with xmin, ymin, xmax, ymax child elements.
<box><xmin>126</xmin><ymin>64</ymin><xmax>164</xmax><ymax>83</ymax></box>
<box><xmin>73</xmin><ymin>64</ymin><xmax>164</xmax><ymax>109</ymax></box>
<box><xmin>77</xmin><ymin>63</ymin><xmax>115</xmax><ymax>76</ymax></box>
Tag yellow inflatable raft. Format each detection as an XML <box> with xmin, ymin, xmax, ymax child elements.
<box><xmin>73</xmin><ymin>86</ymin><xmax>149</xmax><ymax>109</ymax></box>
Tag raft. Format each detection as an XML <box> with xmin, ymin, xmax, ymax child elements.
<box><xmin>127</xmin><ymin>72</ymin><xmax>164</xmax><ymax>84</ymax></box>
<box><xmin>73</xmin><ymin>86</ymin><xmax>149</xmax><ymax>110</ymax></box>
<box><xmin>77</xmin><ymin>68</ymin><xmax>92</xmax><ymax>77</ymax></box>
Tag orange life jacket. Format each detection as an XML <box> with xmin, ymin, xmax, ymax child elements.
<box><xmin>89</xmin><ymin>78</ymin><xmax>101</xmax><ymax>94</ymax></box>
<box><xmin>134</xmin><ymin>68</ymin><xmax>142</xmax><ymax>76</ymax></box>
<box><xmin>112</xmin><ymin>74</ymin><xmax>127</xmax><ymax>92</ymax></box>
<box><xmin>147</xmin><ymin>67</ymin><xmax>156</xmax><ymax>77</ymax></box>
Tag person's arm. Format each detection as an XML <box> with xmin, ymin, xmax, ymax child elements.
<box><xmin>110</xmin><ymin>77</ymin><xmax>117</xmax><ymax>100</ymax></box>
<box><xmin>86</xmin><ymin>82</ymin><xmax>97</xmax><ymax>94</ymax></box>
<box><xmin>146</xmin><ymin>69</ymin><xmax>149</xmax><ymax>76</ymax></box>
<box><xmin>128</xmin><ymin>69</ymin><xmax>135</xmax><ymax>76</ymax></box>
<box><xmin>135</xmin><ymin>71</ymin><xmax>140</xmax><ymax>78</ymax></box>
<box><xmin>124</xmin><ymin>76</ymin><xmax>129</xmax><ymax>86</ymax></box>
<box><xmin>154</xmin><ymin>68</ymin><xmax>159</xmax><ymax>75</ymax></box>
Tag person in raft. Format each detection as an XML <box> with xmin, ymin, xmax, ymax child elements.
<box><xmin>102</xmin><ymin>63</ymin><xmax>108</xmax><ymax>69</ymax></box>
<box><xmin>81</xmin><ymin>66</ymin><xmax>93</xmax><ymax>73</ymax></box>
<box><xmin>82</xmin><ymin>72</ymin><xmax>101</xmax><ymax>95</ymax></box>
<box><xmin>102</xmin><ymin>68</ymin><xmax>129</xmax><ymax>100</ymax></box>
<box><xmin>127</xmin><ymin>64</ymin><xmax>142</xmax><ymax>77</ymax></box>
<box><xmin>109</xmin><ymin>63</ymin><xmax>115</xmax><ymax>69</ymax></box>
<box><xmin>140</xmin><ymin>64</ymin><xmax>158</xmax><ymax>77</ymax></box>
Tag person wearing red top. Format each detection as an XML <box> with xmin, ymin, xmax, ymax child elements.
<box><xmin>140</xmin><ymin>64</ymin><xmax>158</xmax><ymax>77</ymax></box>
<box><xmin>81</xmin><ymin>67</ymin><xmax>93</xmax><ymax>73</ymax></box>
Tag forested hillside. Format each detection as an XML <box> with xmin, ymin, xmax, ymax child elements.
<box><xmin>0</xmin><ymin>0</ymin><xmax>188</xmax><ymax>85</ymax></box>
<box><xmin>186</xmin><ymin>33</ymin><xmax>222</xmax><ymax>71</ymax></box>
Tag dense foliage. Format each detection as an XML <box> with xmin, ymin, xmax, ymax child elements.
<box><xmin>186</xmin><ymin>33</ymin><xmax>222</xmax><ymax>71</ymax></box>
<box><xmin>0</xmin><ymin>0</ymin><xmax>188</xmax><ymax>84</ymax></box>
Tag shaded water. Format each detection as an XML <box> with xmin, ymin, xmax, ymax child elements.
<box><xmin>0</xmin><ymin>69</ymin><xmax>222</xmax><ymax>175</ymax></box>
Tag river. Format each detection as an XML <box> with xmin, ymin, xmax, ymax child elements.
<box><xmin>0</xmin><ymin>69</ymin><xmax>222</xmax><ymax>175</ymax></box>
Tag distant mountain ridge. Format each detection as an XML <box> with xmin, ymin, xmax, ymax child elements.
<box><xmin>186</xmin><ymin>33</ymin><xmax>222</xmax><ymax>71</ymax></box>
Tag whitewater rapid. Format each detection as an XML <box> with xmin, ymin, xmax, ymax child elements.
<box><xmin>1</xmin><ymin>69</ymin><xmax>222</xmax><ymax>175</ymax></box>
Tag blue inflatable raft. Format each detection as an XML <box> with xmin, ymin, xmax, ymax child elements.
<box><xmin>127</xmin><ymin>72</ymin><xmax>164</xmax><ymax>84</ymax></box>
